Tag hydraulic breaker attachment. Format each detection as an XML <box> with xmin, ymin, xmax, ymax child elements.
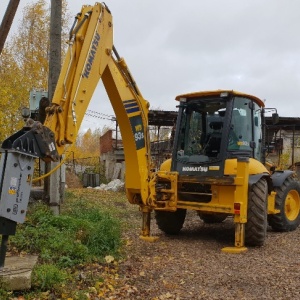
<box><xmin>0</xmin><ymin>150</ymin><xmax>35</xmax><ymax>268</ymax></box>
<box><xmin>0</xmin><ymin>120</ymin><xmax>58</xmax><ymax>267</ymax></box>
<box><xmin>0</xmin><ymin>151</ymin><xmax>35</xmax><ymax>224</ymax></box>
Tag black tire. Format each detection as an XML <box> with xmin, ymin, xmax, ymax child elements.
<box><xmin>198</xmin><ymin>213</ymin><xmax>228</xmax><ymax>223</ymax></box>
<box><xmin>268</xmin><ymin>177</ymin><xmax>300</xmax><ymax>232</ymax></box>
<box><xmin>155</xmin><ymin>209</ymin><xmax>186</xmax><ymax>235</ymax></box>
<box><xmin>245</xmin><ymin>178</ymin><xmax>268</xmax><ymax>246</ymax></box>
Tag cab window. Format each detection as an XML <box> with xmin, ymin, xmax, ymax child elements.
<box><xmin>228</xmin><ymin>97</ymin><xmax>252</xmax><ymax>152</ymax></box>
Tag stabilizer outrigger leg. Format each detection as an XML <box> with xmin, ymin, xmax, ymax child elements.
<box><xmin>222</xmin><ymin>222</ymin><xmax>247</xmax><ymax>253</ymax></box>
<box><xmin>222</xmin><ymin>157</ymin><xmax>249</xmax><ymax>253</ymax></box>
<box><xmin>139</xmin><ymin>207</ymin><xmax>159</xmax><ymax>242</ymax></box>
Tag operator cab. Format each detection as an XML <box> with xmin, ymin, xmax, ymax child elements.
<box><xmin>172</xmin><ymin>90</ymin><xmax>265</xmax><ymax>177</ymax></box>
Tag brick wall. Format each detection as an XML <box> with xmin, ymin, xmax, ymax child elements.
<box><xmin>100</xmin><ymin>130</ymin><xmax>113</xmax><ymax>154</ymax></box>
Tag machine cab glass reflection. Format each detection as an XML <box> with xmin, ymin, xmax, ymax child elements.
<box><xmin>176</xmin><ymin>98</ymin><xmax>227</xmax><ymax>162</ymax></box>
<box><xmin>176</xmin><ymin>95</ymin><xmax>262</xmax><ymax>162</ymax></box>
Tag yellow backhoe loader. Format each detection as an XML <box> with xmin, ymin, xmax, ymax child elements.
<box><xmin>0</xmin><ymin>3</ymin><xmax>299</xmax><ymax>262</ymax></box>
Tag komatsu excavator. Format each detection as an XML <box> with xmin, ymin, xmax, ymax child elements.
<box><xmin>0</xmin><ymin>3</ymin><xmax>300</xmax><ymax>262</ymax></box>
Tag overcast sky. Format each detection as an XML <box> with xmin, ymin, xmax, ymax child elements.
<box><xmin>1</xmin><ymin>0</ymin><xmax>300</xmax><ymax>131</ymax></box>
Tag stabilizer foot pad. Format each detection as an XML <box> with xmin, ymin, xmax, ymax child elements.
<box><xmin>221</xmin><ymin>246</ymin><xmax>248</xmax><ymax>253</ymax></box>
<box><xmin>139</xmin><ymin>236</ymin><xmax>159</xmax><ymax>242</ymax></box>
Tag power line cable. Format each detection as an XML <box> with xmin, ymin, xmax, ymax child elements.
<box><xmin>86</xmin><ymin>109</ymin><xmax>115</xmax><ymax>120</ymax></box>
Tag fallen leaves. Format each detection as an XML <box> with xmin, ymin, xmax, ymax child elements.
<box><xmin>105</xmin><ymin>255</ymin><xmax>115</xmax><ymax>264</ymax></box>
<box><xmin>153</xmin><ymin>292</ymin><xmax>181</xmax><ymax>300</ymax></box>
<box><xmin>7</xmin><ymin>188</ymin><xmax>300</xmax><ymax>300</ymax></box>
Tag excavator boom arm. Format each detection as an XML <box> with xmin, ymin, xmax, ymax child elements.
<box><xmin>45</xmin><ymin>3</ymin><xmax>151</xmax><ymax>204</ymax></box>
<box><xmin>0</xmin><ymin>5</ymin><xmax>161</xmax><ymax>265</ymax></box>
<box><xmin>1</xmin><ymin>3</ymin><xmax>152</xmax><ymax>213</ymax></box>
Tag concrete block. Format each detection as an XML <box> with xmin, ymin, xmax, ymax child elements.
<box><xmin>0</xmin><ymin>255</ymin><xmax>38</xmax><ymax>290</ymax></box>
<box><xmin>112</xmin><ymin>163</ymin><xmax>122</xmax><ymax>179</ymax></box>
<box><xmin>121</xmin><ymin>161</ymin><xmax>126</xmax><ymax>180</ymax></box>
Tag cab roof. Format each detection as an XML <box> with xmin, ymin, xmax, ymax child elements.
<box><xmin>175</xmin><ymin>90</ymin><xmax>265</xmax><ymax>108</ymax></box>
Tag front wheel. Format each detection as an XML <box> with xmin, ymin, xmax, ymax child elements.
<box><xmin>245</xmin><ymin>178</ymin><xmax>268</xmax><ymax>246</ymax></box>
<box><xmin>155</xmin><ymin>209</ymin><xmax>186</xmax><ymax>235</ymax></box>
<box><xmin>268</xmin><ymin>177</ymin><xmax>300</xmax><ymax>232</ymax></box>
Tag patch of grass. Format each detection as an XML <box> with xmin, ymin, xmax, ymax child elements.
<box><xmin>0</xmin><ymin>288</ymin><xmax>10</xmax><ymax>300</ymax></box>
<box><xmin>32</xmin><ymin>264</ymin><xmax>68</xmax><ymax>291</ymax></box>
<box><xmin>63</xmin><ymin>189</ymin><xmax>141</xmax><ymax>228</ymax></box>
<box><xmin>4</xmin><ymin>189</ymin><xmax>137</xmax><ymax>298</ymax></box>
<box><xmin>10</xmin><ymin>198</ymin><xmax>121</xmax><ymax>267</ymax></box>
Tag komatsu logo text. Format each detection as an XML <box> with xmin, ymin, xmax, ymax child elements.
<box><xmin>83</xmin><ymin>32</ymin><xmax>100</xmax><ymax>78</ymax></box>
<box><xmin>182</xmin><ymin>166</ymin><xmax>208</xmax><ymax>172</ymax></box>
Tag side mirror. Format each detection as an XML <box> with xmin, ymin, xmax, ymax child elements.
<box><xmin>272</xmin><ymin>113</ymin><xmax>279</xmax><ymax>124</ymax></box>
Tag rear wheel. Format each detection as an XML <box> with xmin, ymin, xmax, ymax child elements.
<box><xmin>245</xmin><ymin>178</ymin><xmax>268</xmax><ymax>246</ymax></box>
<box><xmin>268</xmin><ymin>177</ymin><xmax>300</xmax><ymax>231</ymax></box>
<box><xmin>155</xmin><ymin>209</ymin><xmax>186</xmax><ymax>235</ymax></box>
<box><xmin>198</xmin><ymin>212</ymin><xmax>228</xmax><ymax>223</ymax></box>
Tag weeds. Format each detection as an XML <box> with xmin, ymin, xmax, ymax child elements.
<box><xmin>32</xmin><ymin>264</ymin><xmax>69</xmax><ymax>291</ymax></box>
<box><xmin>5</xmin><ymin>191</ymin><xmax>123</xmax><ymax>296</ymax></box>
<box><xmin>10</xmin><ymin>200</ymin><xmax>121</xmax><ymax>267</ymax></box>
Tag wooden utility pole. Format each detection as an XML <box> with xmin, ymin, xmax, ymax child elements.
<box><xmin>48</xmin><ymin>0</ymin><xmax>62</xmax><ymax>100</ymax></box>
<box><xmin>0</xmin><ymin>0</ymin><xmax>20</xmax><ymax>55</ymax></box>
<box><xmin>47</xmin><ymin>0</ymin><xmax>63</xmax><ymax>215</ymax></box>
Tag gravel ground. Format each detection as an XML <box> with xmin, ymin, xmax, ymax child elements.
<box><xmin>117</xmin><ymin>210</ymin><xmax>300</xmax><ymax>300</ymax></box>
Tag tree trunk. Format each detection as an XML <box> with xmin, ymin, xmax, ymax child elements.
<box><xmin>0</xmin><ymin>0</ymin><xmax>20</xmax><ymax>54</ymax></box>
<box><xmin>47</xmin><ymin>0</ymin><xmax>63</xmax><ymax>215</ymax></box>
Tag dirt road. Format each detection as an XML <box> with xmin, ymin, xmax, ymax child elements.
<box><xmin>117</xmin><ymin>210</ymin><xmax>300</xmax><ymax>300</ymax></box>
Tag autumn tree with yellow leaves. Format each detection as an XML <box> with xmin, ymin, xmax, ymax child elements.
<box><xmin>0</xmin><ymin>0</ymin><xmax>69</xmax><ymax>142</ymax></box>
<box><xmin>66</xmin><ymin>127</ymin><xmax>106</xmax><ymax>175</ymax></box>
